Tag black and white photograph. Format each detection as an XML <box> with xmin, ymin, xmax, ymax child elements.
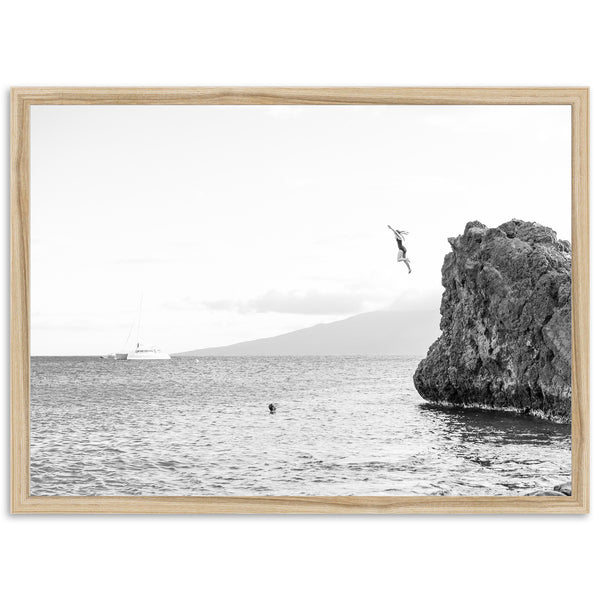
<box><xmin>30</xmin><ymin>103</ymin><xmax>573</xmax><ymax>498</ymax></box>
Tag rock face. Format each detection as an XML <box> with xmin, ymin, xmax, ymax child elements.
<box><xmin>413</xmin><ymin>220</ymin><xmax>571</xmax><ymax>421</ymax></box>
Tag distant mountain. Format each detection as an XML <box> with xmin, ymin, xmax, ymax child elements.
<box><xmin>175</xmin><ymin>309</ymin><xmax>440</xmax><ymax>357</ymax></box>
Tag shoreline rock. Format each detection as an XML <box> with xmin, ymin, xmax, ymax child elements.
<box><xmin>413</xmin><ymin>220</ymin><xmax>571</xmax><ymax>422</ymax></box>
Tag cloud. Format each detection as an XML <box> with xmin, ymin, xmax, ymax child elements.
<box><xmin>202</xmin><ymin>298</ymin><xmax>238</xmax><ymax>311</ymax></box>
<box><xmin>245</xmin><ymin>290</ymin><xmax>366</xmax><ymax>315</ymax></box>
<box><xmin>167</xmin><ymin>289</ymin><xmax>443</xmax><ymax>317</ymax></box>
<box><xmin>167</xmin><ymin>290</ymin><xmax>370</xmax><ymax>315</ymax></box>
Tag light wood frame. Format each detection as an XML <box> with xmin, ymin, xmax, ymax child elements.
<box><xmin>11</xmin><ymin>87</ymin><xmax>589</xmax><ymax>514</ymax></box>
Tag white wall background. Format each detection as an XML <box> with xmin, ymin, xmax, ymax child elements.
<box><xmin>1</xmin><ymin>1</ymin><xmax>596</xmax><ymax>599</ymax></box>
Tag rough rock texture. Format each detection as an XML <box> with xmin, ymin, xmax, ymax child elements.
<box><xmin>414</xmin><ymin>220</ymin><xmax>571</xmax><ymax>421</ymax></box>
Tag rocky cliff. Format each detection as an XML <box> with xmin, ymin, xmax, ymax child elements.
<box><xmin>413</xmin><ymin>220</ymin><xmax>571</xmax><ymax>421</ymax></box>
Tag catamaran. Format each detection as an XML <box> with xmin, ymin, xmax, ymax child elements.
<box><xmin>115</xmin><ymin>295</ymin><xmax>171</xmax><ymax>360</ymax></box>
<box><xmin>127</xmin><ymin>343</ymin><xmax>171</xmax><ymax>360</ymax></box>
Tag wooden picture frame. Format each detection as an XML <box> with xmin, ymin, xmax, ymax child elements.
<box><xmin>11</xmin><ymin>87</ymin><xmax>589</xmax><ymax>514</ymax></box>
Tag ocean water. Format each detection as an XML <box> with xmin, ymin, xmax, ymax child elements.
<box><xmin>30</xmin><ymin>356</ymin><xmax>571</xmax><ymax>496</ymax></box>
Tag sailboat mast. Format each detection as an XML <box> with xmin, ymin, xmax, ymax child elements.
<box><xmin>122</xmin><ymin>319</ymin><xmax>135</xmax><ymax>352</ymax></box>
<box><xmin>136</xmin><ymin>293</ymin><xmax>143</xmax><ymax>348</ymax></box>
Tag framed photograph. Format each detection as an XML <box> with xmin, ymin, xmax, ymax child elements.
<box><xmin>11</xmin><ymin>87</ymin><xmax>589</xmax><ymax>513</ymax></box>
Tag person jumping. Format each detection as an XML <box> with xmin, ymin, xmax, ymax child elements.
<box><xmin>387</xmin><ymin>225</ymin><xmax>412</xmax><ymax>273</ymax></box>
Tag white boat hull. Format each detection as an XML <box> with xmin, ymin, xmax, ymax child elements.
<box><xmin>127</xmin><ymin>351</ymin><xmax>171</xmax><ymax>360</ymax></box>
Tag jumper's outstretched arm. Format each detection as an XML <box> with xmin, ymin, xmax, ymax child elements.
<box><xmin>388</xmin><ymin>225</ymin><xmax>408</xmax><ymax>239</ymax></box>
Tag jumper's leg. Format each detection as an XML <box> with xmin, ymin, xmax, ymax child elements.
<box><xmin>397</xmin><ymin>256</ymin><xmax>412</xmax><ymax>273</ymax></box>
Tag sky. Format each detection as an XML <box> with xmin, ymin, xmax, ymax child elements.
<box><xmin>30</xmin><ymin>104</ymin><xmax>571</xmax><ymax>355</ymax></box>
